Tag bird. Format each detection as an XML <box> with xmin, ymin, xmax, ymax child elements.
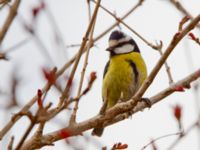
<box><xmin>92</xmin><ymin>30</ymin><xmax>148</xmax><ymax>137</ymax></box>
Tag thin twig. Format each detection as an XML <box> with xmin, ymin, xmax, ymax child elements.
<box><xmin>87</xmin><ymin>0</ymin><xmax>92</xmax><ymax>21</ymax></box>
<box><xmin>58</xmin><ymin>0</ymin><xmax>101</xmax><ymax>107</ymax></box>
<box><xmin>58</xmin><ymin>0</ymin><xmax>144</xmax><ymax>78</ymax></box>
<box><xmin>20</xmin><ymin>68</ymin><xmax>200</xmax><ymax>150</ymax></box>
<box><xmin>60</xmin><ymin>0</ymin><xmax>145</xmax><ymax>76</ymax></box>
<box><xmin>91</xmin><ymin>0</ymin><xmax>161</xmax><ymax>50</ymax></box>
<box><xmin>7</xmin><ymin>136</ymin><xmax>14</xmax><ymax>150</ymax></box>
<box><xmin>0</xmin><ymin>82</ymin><xmax>52</xmax><ymax>140</ymax></box>
<box><xmin>157</xmin><ymin>43</ymin><xmax>174</xmax><ymax>84</ymax></box>
<box><xmin>132</xmin><ymin>14</ymin><xmax>200</xmax><ymax>101</ymax></box>
<box><xmin>169</xmin><ymin>0</ymin><xmax>200</xmax><ymax>28</ymax></box>
<box><xmin>70</xmin><ymin>11</ymin><xmax>97</xmax><ymax>124</ymax></box>
<box><xmin>0</xmin><ymin>0</ymin><xmax>21</xmax><ymax>44</ymax></box>
<box><xmin>15</xmin><ymin>122</ymin><xmax>35</xmax><ymax>150</ymax></box>
<box><xmin>167</xmin><ymin>122</ymin><xmax>198</xmax><ymax>150</ymax></box>
<box><xmin>141</xmin><ymin>132</ymin><xmax>182</xmax><ymax>150</ymax></box>
<box><xmin>2</xmin><ymin>37</ymin><xmax>31</xmax><ymax>53</ymax></box>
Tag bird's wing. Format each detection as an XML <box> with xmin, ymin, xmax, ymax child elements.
<box><xmin>103</xmin><ymin>60</ymin><xmax>110</xmax><ymax>79</ymax></box>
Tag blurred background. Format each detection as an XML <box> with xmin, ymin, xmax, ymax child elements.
<box><xmin>0</xmin><ymin>0</ymin><xmax>200</xmax><ymax>149</ymax></box>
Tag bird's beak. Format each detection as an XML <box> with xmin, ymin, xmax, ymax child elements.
<box><xmin>106</xmin><ymin>47</ymin><xmax>114</xmax><ymax>51</ymax></box>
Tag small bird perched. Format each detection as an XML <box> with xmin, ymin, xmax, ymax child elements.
<box><xmin>92</xmin><ymin>30</ymin><xmax>148</xmax><ymax>137</ymax></box>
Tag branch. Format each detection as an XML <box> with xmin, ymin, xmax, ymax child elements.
<box><xmin>20</xmin><ymin>68</ymin><xmax>200</xmax><ymax>150</ymax></box>
<box><xmin>7</xmin><ymin>136</ymin><xmax>14</xmax><ymax>150</ymax></box>
<box><xmin>169</xmin><ymin>0</ymin><xmax>200</xmax><ymax>28</ymax></box>
<box><xmin>70</xmin><ymin>14</ymin><xmax>97</xmax><ymax>124</ymax></box>
<box><xmin>141</xmin><ymin>132</ymin><xmax>181</xmax><ymax>150</ymax></box>
<box><xmin>92</xmin><ymin>0</ymin><xmax>161</xmax><ymax>50</ymax></box>
<box><xmin>167</xmin><ymin>121</ymin><xmax>198</xmax><ymax>150</ymax></box>
<box><xmin>0</xmin><ymin>0</ymin><xmax>21</xmax><ymax>44</ymax></box>
<box><xmin>107</xmin><ymin>68</ymin><xmax>200</xmax><ymax>126</ymax></box>
<box><xmin>134</xmin><ymin>14</ymin><xmax>199</xmax><ymax>97</ymax></box>
<box><xmin>57</xmin><ymin>0</ymin><xmax>101</xmax><ymax>107</ymax></box>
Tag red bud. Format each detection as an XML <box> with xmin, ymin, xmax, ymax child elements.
<box><xmin>32</xmin><ymin>2</ymin><xmax>46</xmax><ymax>18</ymax></box>
<box><xmin>67</xmin><ymin>77</ymin><xmax>73</xmax><ymax>88</ymax></box>
<box><xmin>188</xmin><ymin>32</ymin><xmax>196</xmax><ymax>40</ymax></box>
<box><xmin>173</xmin><ymin>86</ymin><xmax>185</xmax><ymax>92</ymax></box>
<box><xmin>37</xmin><ymin>89</ymin><xmax>43</xmax><ymax>108</ymax></box>
<box><xmin>42</xmin><ymin>68</ymin><xmax>56</xmax><ymax>85</ymax></box>
<box><xmin>112</xmin><ymin>142</ymin><xmax>128</xmax><ymax>150</ymax></box>
<box><xmin>173</xmin><ymin>104</ymin><xmax>182</xmax><ymax>121</ymax></box>
<box><xmin>59</xmin><ymin>129</ymin><xmax>71</xmax><ymax>139</ymax></box>
<box><xmin>90</xmin><ymin>71</ymin><xmax>97</xmax><ymax>83</ymax></box>
<box><xmin>174</xmin><ymin>32</ymin><xmax>181</xmax><ymax>38</ymax></box>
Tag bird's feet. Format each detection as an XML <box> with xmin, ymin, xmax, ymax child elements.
<box><xmin>141</xmin><ymin>97</ymin><xmax>151</xmax><ymax>108</ymax></box>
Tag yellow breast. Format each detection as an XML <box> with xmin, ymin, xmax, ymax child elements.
<box><xmin>102</xmin><ymin>52</ymin><xmax>147</xmax><ymax>108</ymax></box>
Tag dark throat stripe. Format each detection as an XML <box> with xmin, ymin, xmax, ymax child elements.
<box><xmin>126</xmin><ymin>59</ymin><xmax>139</xmax><ymax>84</ymax></box>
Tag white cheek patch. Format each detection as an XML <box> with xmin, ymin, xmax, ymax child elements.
<box><xmin>109</xmin><ymin>40</ymin><xmax>118</xmax><ymax>47</ymax></box>
<box><xmin>109</xmin><ymin>35</ymin><xmax>132</xmax><ymax>47</ymax></box>
<box><xmin>114</xmin><ymin>44</ymin><xmax>134</xmax><ymax>54</ymax></box>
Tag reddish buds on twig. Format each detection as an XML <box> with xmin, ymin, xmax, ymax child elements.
<box><xmin>111</xmin><ymin>142</ymin><xmax>128</xmax><ymax>150</ymax></box>
<box><xmin>42</xmin><ymin>68</ymin><xmax>56</xmax><ymax>85</ymax></box>
<box><xmin>32</xmin><ymin>2</ymin><xmax>45</xmax><ymax>18</ymax></box>
<box><xmin>67</xmin><ymin>77</ymin><xmax>73</xmax><ymax>89</ymax></box>
<box><xmin>173</xmin><ymin>104</ymin><xmax>182</xmax><ymax>121</ymax></box>
<box><xmin>89</xmin><ymin>71</ymin><xmax>97</xmax><ymax>84</ymax></box>
<box><xmin>173</xmin><ymin>86</ymin><xmax>185</xmax><ymax>92</ymax></box>
<box><xmin>82</xmin><ymin>71</ymin><xmax>97</xmax><ymax>95</ymax></box>
<box><xmin>58</xmin><ymin>129</ymin><xmax>71</xmax><ymax>139</ymax></box>
<box><xmin>179</xmin><ymin>16</ymin><xmax>190</xmax><ymax>31</ymax></box>
<box><xmin>173</xmin><ymin>104</ymin><xmax>182</xmax><ymax>130</ymax></box>
<box><xmin>174</xmin><ymin>32</ymin><xmax>181</xmax><ymax>38</ymax></box>
<box><xmin>188</xmin><ymin>32</ymin><xmax>200</xmax><ymax>45</ymax></box>
<box><xmin>37</xmin><ymin>89</ymin><xmax>43</xmax><ymax>108</ymax></box>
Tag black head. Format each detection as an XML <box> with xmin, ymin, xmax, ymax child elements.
<box><xmin>106</xmin><ymin>30</ymin><xmax>140</xmax><ymax>56</ymax></box>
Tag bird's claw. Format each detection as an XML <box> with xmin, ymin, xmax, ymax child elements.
<box><xmin>141</xmin><ymin>98</ymin><xmax>151</xmax><ymax>108</ymax></box>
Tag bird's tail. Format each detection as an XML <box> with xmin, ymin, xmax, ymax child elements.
<box><xmin>91</xmin><ymin>126</ymin><xmax>104</xmax><ymax>137</ymax></box>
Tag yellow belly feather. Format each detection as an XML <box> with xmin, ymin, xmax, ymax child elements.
<box><xmin>102</xmin><ymin>52</ymin><xmax>147</xmax><ymax>108</ymax></box>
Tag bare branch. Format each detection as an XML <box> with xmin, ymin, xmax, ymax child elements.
<box><xmin>0</xmin><ymin>0</ymin><xmax>21</xmax><ymax>44</ymax></box>
<box><xmin>20</xmin><ymin>68</ymin><xmax>200</xmax><ymax>150</ymax></box>
<box><xmin>92</xmin><ymin>0</ymin><xmax>161</xmax><ymax>50</ymax></box>
<box><xmin>70</xmin><ymin>16</ymin><xmax>97</xmax><ymax>124</ymax></box>
<box><xmin>7</xmin><ymin>136</ymin><xmax>14</xmax><ymax>150</ymax></box>
<box><xmin>58</xmin><ymin>0</ymin><xmax>101</xmax><ymax>107</ymax></box>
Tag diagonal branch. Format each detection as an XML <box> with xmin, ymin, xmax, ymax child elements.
<box><xmin>92</xmin><ymin>0</ymin><xmax>161</xmax><ymax>50</ymax></box>
<box><xmin>58</xmin><ymin>0</ymin><xmax>101</xmax><ymax>107</ymax></box>
<box><xmin>0</xmin><ymin>0</ymin><xmax>21</xmax><ymax>44</ymax></box>
<box><xmin>20</xmin><ymin>68</ymin><xmax>200</xmax><ymax>150</ymax></box>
